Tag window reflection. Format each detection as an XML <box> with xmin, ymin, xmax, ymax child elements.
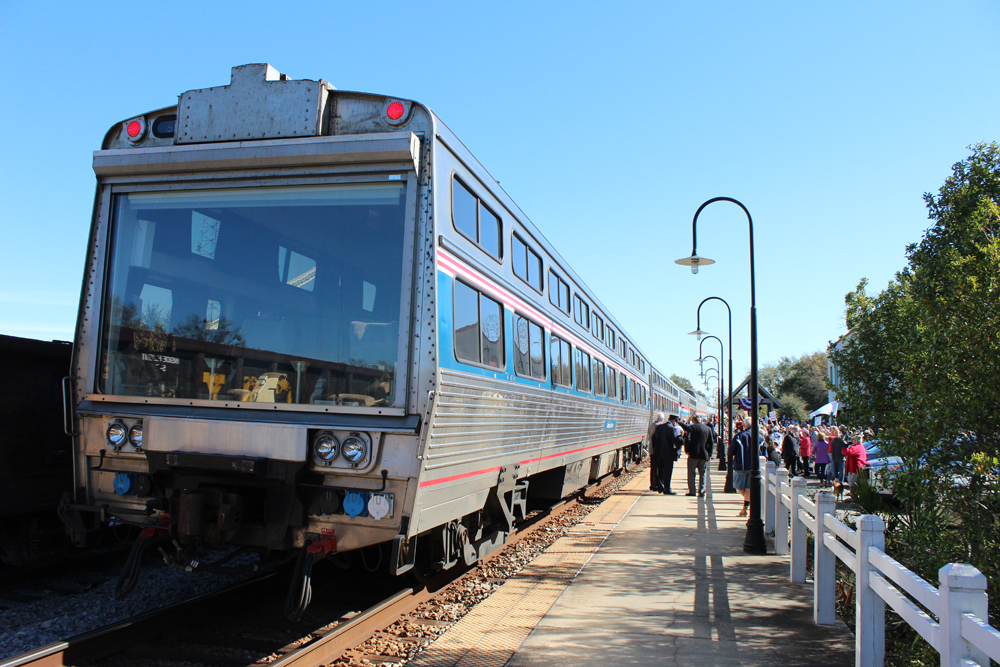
<box><xmin>100</xmin><ymin>183</ymin><xmax>408</xmax><ymax>407</ymax></box>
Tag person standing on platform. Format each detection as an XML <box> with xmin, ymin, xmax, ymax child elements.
<box><xmin>813</xmin><ymin>432</ymin><xmax>831</xmax><ymax>484</ymax></box>
<box><xmin>651</xmin><ymin>415</ymin><xmax>678</xmax><ymax>495</ymax></box>
<box><xmin>647</xmin><ymin>412</ymin><xmax>666</xmax><ymax>492</ymax></box>
<box><xmin>798</xmin><ymin>427</ymin><xmax>813</xmax><ymax>477</ymax></box>
<box><xmin>730</xmin><ymin>424</ymin><xmax>766</xmax><ymax>516</ymax></box>
<box><xmin>684</xmin><ymin>415</ymin><xmax>715</xmax><ymax>497</ymax></box>
<box><xmin>829</xmin><ymin>426</ymin><xmax>846</xmax><ymax>482</ymax></box>
<box><xmin>781</xmin><ymin>427</ymin><xmax>800</xmax><ymax>475</ymax></box>
<box><xmin>844</xmin><ymin>431</ymin><xmax>869</xmax><ymax>492</ymax></box>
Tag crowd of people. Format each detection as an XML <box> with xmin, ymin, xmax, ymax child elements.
<box><xmin>647</xmin><ymin>412</ymin><xmax>875</xmax><ymax>515</ymax></box>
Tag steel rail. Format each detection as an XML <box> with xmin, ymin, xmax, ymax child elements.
<box><xmin>0</xmin><ymin>573</ymin><xmax>277</xmax><ymax>667</ymax></box>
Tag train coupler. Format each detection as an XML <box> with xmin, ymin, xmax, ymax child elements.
<box><xmin>284</xmin><ymin>533</ymin><xmax>336</xmax><ymax>621</ymax></box>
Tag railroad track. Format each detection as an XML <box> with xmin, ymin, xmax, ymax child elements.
<box><xmin>2</xmin><ymin>463</ymin><xmax>642</xmax><ymax>667</ymax></box>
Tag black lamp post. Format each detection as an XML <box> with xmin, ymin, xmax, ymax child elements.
<box><xmin>697</xmin><ymin>354</ymin><xmax>722</xmax><ymax>428</ymax></box>
<box><xmin>703</xmin><ymin>375</ymin><xmax>721</xmax><ymax>434</ymax></box>
<box><xmin>695</xmin><ymin>334</ymin><xmax>727</xmax><ymax>467</ymax></box>
<box><xmin>690</xmin><ymin>297</ymin><xmax>734</xmax><ymax>471</ymax></box>
<box><xmin>675</xmin><ymin>197</ymin><xmax>767</xmax><ymax>555</ymax></box>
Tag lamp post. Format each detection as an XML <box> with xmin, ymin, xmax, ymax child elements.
<box><xmin>703</xmin><ymin>375</ymin><xmax>720</xmax><ymax>430</ymax></box>
<box><xmin>675</xmin><ymin>197</ymin><xmax>766</xmax><ymax>555</ymax></box>
<box><xmin>690</xmin><ymin>297</ymin><xmax>734</xmax><ymax>471</ymax></box>
<box><xmin>695</xmin><ymin>334</ymin><xmax>727</xmax><ymax>467</ymax></box>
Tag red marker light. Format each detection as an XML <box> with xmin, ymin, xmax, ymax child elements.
<box><xmin>386</xmin><ymin>102</ymin><xmax>405</xmax><ymax>120</ymax></box>
<box><xmin>126</xmin><ymin>120</ymin><xmax>142</xmax><ymax>138</ymax></box>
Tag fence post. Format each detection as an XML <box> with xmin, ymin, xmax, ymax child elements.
<box><xmin>814</xmin><ymin>490</ymin><xmax>836</xmax><ymax>625</ymax></box>
<box><xmin>938</xmin><ymin>563</ymin><xmax>989</xmax><ymax>667</ymax></box>
<box><xmin>775</xmin><ymin>468</ymin><xmax>789</xmax><ymax>555</ymax></box>
<box><xmin>856</xmin><ymin>515</ymin><xmax>885</xmax><ymax>667</ymax></box>
<box><xmin>765</xmin><ymin>459</ymin><xmax>776</xmax><ymax>534</ymax></box>
<box><xmin>790</xmin><ymin>476</ymin><xmax>807</xmax><ymax>583</ymax></box>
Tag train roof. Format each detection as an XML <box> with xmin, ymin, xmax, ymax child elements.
<box><xmin>98</xmin><ymin>63</ymin><xmax>693</xmax><ymax>400</ymax></box>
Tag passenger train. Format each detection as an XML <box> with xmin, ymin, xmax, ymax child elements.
<box><xmin>60</xmin><ymin>64</ymin><xmax>712</xmax><ymax>610</ymax></box>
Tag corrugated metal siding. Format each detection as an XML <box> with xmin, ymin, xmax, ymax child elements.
<box><xmin>424</xmin><ymin>369</ymin><xmax>647</xmax><ymax>476</ymax></box>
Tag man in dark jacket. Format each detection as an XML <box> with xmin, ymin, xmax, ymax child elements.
<box><xmin>685</xmin><ymin>415</ymin><xmax>715</xmax><ymax>497</ymax></box>
<box><xmin>647</xmin><ymin>412</ymin><xmax>666</xmax><ymax>491</ymax></box>
<box><xmin>781</xmin><ymin>427</ymin><xmax>800</xmax><ymax>476</ymax></box>
<box><xmin>651</xmin><ymin>416</ymin><xmax>678</xmax><ymax>494</ymax></box>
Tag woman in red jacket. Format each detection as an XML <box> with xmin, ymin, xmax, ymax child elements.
<box><xmin>843</xmin><ymin>432</ymin><xmax>869</xmax><ymax>490</ymax></box>
<box><xmin>798</xmin><ymin>428</ymin><xmax>812</xmax><ymax>477</ymax></box>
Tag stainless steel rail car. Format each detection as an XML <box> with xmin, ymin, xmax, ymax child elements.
<box><xmin>62</xmin><ymin>64</ymin><xmax>683</xmax><ymax>598</ymax></box>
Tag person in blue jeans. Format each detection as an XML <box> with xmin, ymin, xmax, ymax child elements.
<box><xmin>813</xmin><ymin>432</ymin><xmax>832</xmax><ymax>484</ymax></box>
<box><xmin>829</xmin><ymin>426</ymin><xmax>846</xmax><ymax>482</ymax></box>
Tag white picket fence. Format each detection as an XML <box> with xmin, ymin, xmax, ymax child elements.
<box><xmin>760</xmin><ymin>456</ymin><xmax>1000</xmax><ymax>667</ymax></box>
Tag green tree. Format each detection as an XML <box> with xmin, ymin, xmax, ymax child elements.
<box><xmin>776</xmin><ymin>393</ymin><xmax>808</xmax><ymax>423</ymax></box>
<box><xmin>758</xmin><ymin>351</ymin><xmax>829</xmax><ymax>412</ymax></box>
<box><xmin>779</xmin><ymin>351</ymin><xmax>828</xmax><ymax>411</ymax></box>
<box><xmin>669</xmin><ymin>374</ymin><xmax>694</xmax><ymax>394</ymax></box>
<box><xmin>830</xmin><ymin>142</ymin><xmax>1000</xmax><ymax>662</ymax></box>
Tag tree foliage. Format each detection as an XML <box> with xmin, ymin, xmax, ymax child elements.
<box><xmin>669</xmin><ymin>374</ymin><xmax>694</xmax><ymax>394</ymax></box>
<box><xmin>776</xmin><ymin>393</ymin><xmax>808</xmax><ymax>423</ymax></box>
<box><xmin>830</xmin><ymin>142</ymin><xmax>1000</xmax><ymax>660</ymax></box>
<box><xmin>758</xmin><ymin>351</ymin><xmax>829</xmax><ymax>413</ymax></box>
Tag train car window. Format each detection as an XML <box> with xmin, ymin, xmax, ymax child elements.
<box><xmin>606</xmin><ymin>327</ymin><xmax>615</xmax><ymax>351</ymax></box>
<box><xmin>573</xmin><ymin>348</ymin><xmax>591</xmax><ymax>392</ymax></box>
<box><xmin>99</xmin><ymin>183</ymin><xmax>407</xmax><ymax>407</ymax></box>
<box><xmin>480</xmin><ymin>293</ymin><xmax>503</xmax><ymax>367</ymax></box>
<box><xmin>560</xmin><ymin>339</ymin><xmax>571</xmax><ymax>387</ymax></box>
<box><xmin>592</xmin><ymin>313</ymin><xmax>604</xmax><ymax>341</ymax></box>
<box><xmin>453</xmin><ymin>178</ymin><xmax>478</xmax><ymax>242</ymax></box>
<box><xmin>479</xmin><ymin>204</ymin><xmax>501</xmax><ymax>258</ymax></box>
<box><xmin>513</xmin><ymin>313</ymin><xmax>546</xmax><ymax>380</ymax></box>
<box><xmin>619</xmin><ymin>371</ymin><xmax>627</xmax><ymax>402</ymax></box>
<box><xmin>548</xmin><ymin>270</ymin><xmax>570</xmax><ymax>314</ymax></box>
<box><xmin>454</xmin><ymin>281</ymin><xmax>481</xmax><ymax>363</ymax></box>
<box><xmin>452</xmin><ymin>176</ymin><xmax>502</xmax><ymax>260</ymax></box>
<box><xmin>573</xmin><ymin>294</ymin><xmax>590</xmax><ymax>330</ymax></box>
<box><xmin>594</xmin><ymin>359</ymin><xmax>606</xmax><ymax>395</ymax></box>
<box><xmin>454</xmin><ymin>280</ymin><xmax>505</xmax><ymax>369</ymax></box>
<box><xmin>527</xmin><ymin>246</ymin><xmax>541</xmax><ymax>291</ymax></box>
<box><xmin>629</xmin><ymin>379</ymin><xmax>636</xmax><ymax>405</ymax></box>
<box><xmin>512</xmin><ymin>233</ymin><xmax>543</xmax><ymax>293</ymax></box>
<box><xmin>549</xmin><ymin>334</ymin><xmax>571</xmax><ymax>387</ymax></box>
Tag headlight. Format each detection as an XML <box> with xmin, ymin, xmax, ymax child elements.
<box><xmin>341</xmin><ymin>435</ymin><xmax>368</xmax><ymax>464</ymax></box>
<box><xmin>106</xmin><ymin>421</ymin><xmax>128</xmax><ymax>450</ymax></box>
<box><xmin>128</xmin><ymin>422</ymin><xmax>143</xmax><ymax>449</ymax></box>
<box><xmin>313</xmin><ymin>433</ymin><xmax>340</xmax><ymax>464</ymax></box>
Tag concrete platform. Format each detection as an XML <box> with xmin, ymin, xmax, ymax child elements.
<box><xmin>410</xmin><ymin>462</ymin><xmax>855</xmax><ymax>667</ymax></box>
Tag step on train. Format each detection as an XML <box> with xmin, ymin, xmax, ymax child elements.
<box><xmin>58</xmin><ymin>64</ymin><xmax>712</xmax><ymax>614</ymax></box>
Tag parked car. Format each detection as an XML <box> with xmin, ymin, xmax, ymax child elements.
<box><xmin>863</xmin><ymin>440</ymin><xmax>903</xmax><ymax>497</ymax></box>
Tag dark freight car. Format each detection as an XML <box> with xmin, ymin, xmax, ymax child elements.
<box><xmin>0</xmin><ymin>334</ymin><xmax>73</xmax><ymax>565</ymax></box>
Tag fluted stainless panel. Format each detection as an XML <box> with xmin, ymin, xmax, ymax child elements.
<box><xmin>423</xmin><ymin>369</ymin><xmax>648</xmax><ymax>476</ymax></box>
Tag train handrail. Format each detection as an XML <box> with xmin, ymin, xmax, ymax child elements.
<box><xmin>61</xmin><ymin>375</ymin><xmax>77</xmax><ymax>436</ymax></box>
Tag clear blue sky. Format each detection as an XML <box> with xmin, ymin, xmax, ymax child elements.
<box><xmin>1</xmin><ymin>1</ymin><xmax>997</xmax><ymax>395</ymax></box>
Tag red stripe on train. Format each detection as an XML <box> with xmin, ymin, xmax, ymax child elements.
<box><xmin>417</xmin><ymin>436</ymin><xmax>639</xmax><ymax>488</ymax></box>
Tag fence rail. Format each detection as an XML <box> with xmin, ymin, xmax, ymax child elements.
<box><xmin>760</xmin><ymin>456</ymin><xmax>1000</xmax><ymax>667</ymax></box>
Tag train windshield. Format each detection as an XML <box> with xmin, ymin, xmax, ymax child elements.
<box><xmin>99</xmin><ymin>183</ymin><xmax>408</xmax><ymax>407</ymax></box>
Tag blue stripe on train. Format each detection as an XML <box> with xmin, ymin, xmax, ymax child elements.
<box><xmin>436</xmin><ymin>271</ymin><xmax>635</xmax><ymax>403</ymax></box>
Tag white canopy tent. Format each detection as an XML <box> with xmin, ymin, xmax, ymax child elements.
<box><xmin>809</xmin><ymin>401</ymin><xmax>840</xmax><ymax>418</ymax></box>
